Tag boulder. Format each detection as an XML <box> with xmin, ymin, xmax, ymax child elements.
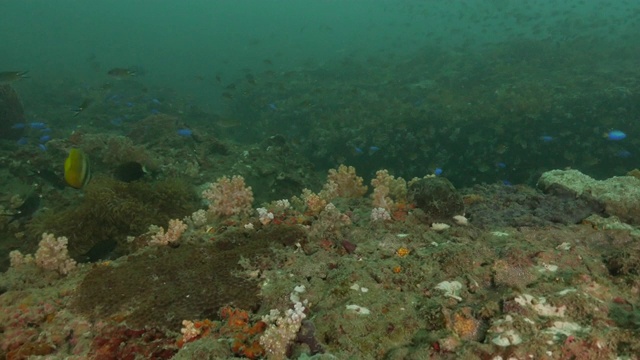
<box><xmin>538</xmin><ymin>169</ymin><xmax>640</xmax><ymax>225</ymax></box>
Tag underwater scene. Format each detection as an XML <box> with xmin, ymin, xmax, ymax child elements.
<box><xmin>2</xmin><ymin>0</ymin><xmax>640</xmax><ymax>359</ymax></box>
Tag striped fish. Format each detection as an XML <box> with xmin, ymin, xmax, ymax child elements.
<box><xmin>64</xmin><ymin>148</ymin><xmax>91</xmax><ymax>188</ymax></box>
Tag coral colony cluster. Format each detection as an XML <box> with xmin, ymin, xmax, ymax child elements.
<box><xmin>10</xmin><ymin>233</ymin><xmax>76</xmax><ymax>275</ymax></box>
<box><xmin>202</xmin><ymin>175</ymin><xmax>255</xmax><ymax>217</ymax></box>
<box><xmin>2</xmin><ymin>164</ymin><xmax>640</xmax><ymax>359</ymax></box>
<box><xmin>149</xmin><ymin>219</ymin><xmax>188</xmax><ymax>246</ymax></box>
<box><xmin>258</xmin><ymin>286</ymin><xmax>308</xmax><ymax>360</ymax></box>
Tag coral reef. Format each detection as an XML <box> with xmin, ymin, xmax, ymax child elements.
<box><xmin>2</xmin><ymin>167</ymin><xmax>640</xmax><ymax>359</ymax></box>
<box><xmin>3</xmin><ymin>4</ymin><xmax>640</xmax><ymax>357</ymax></box>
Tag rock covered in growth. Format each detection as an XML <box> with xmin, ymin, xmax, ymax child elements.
<box><xmin>408</xmin><ymin>177</ymin><xmax>464</xmax><ymax>223</ymax></box>
<box><xmin>538</xmin><ymin>169</ymin><xmax>640</xmax><ymax>225</ymax></box>
<box><xmin>462</xmin><ymin>182</ymin><xmax>603</xmax><ymax>229</ymax></box>
<box><xmin>0</xmin><ymin>84</ymin><xmax>25</xmax><ymax>140</ymax></box>
<box><xmin>73</xmin><ymin>244</ymin><xmax>260</xmax><ymax>330</ymax></box>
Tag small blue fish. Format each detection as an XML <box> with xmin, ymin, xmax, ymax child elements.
<box><xmin>177</xmin><ymin>128</ymin><xmax>193</xmax><ymax>137</ymax></box>
<box><xmin>29</xmin><ymin>122</ymin><xmax>46</xmax><ymax>129</ymax></box>
<box><xmin>434</xmin><ymin>168</ymin><xmax>443</xmax><ymax>176</ymax></box>
<box><xmin>11</xmin><ymin>123</ymin><xmax>25</xmax><ymax>129</ymax></box>
<box><xmin>496</xmin><ymin>162</ymin><xmax>507</xmax><ymax>169</ymax></box>
<box><xmin>40</xmin><ymin>128</ymin><xmax>52</xmax><ymax>133</ymax></box>
<box><xmin>268</xmin><ymin>103</ymin><xmax>278</xmax><ymax>111</ymax></box>
<box><xmin>353</xmin><ymin>146</ymin><xmax>364</xmax><ymax>155</ymax></box>
<box><xmin>368</xmin><ymin>146</ymin><xmax>380</xmax><ymax>155</ymax></box>
<box><xmin>502</xmin><ymin>179</ymin><xmax>512</xmax><ymax>186</ymax></box>
<box><xmin>110</xmin><ymin>117</ymin><xmax>123</xmax><ymax>126</ymax></box>
<box><xmin>39</xmin><ymin>135</ymin><xmax>51</xmax><ymax>143</ymax></box>
<box><xmin>151</xmin><ymin>98</ymin><xmax>161</xmax><ymax>105</ymax></box>
<box><xmin>38</xmin><ymin>144</ymin><xmax>47</xmax><ymax>152</ymax></box>
<box><xmin>150</xmin><ymin>109</ymin><xmax>160</xmax><ymax>115</ymax></box>
<box><xmin>605</xmin><ymin>130</ymin><xmax>626</xmax><ymax>141</ymax></box>
<box><xmin>16</xmin><ymin>137</ymin><xmax>28</xmax><ymax>145</ymax></box>
<box><xmin>615</xmin><ymin>150</ymin><xmax>632</xmax><ymax>158</ymax></box>
<box><xmin>540</xmin><ymin>135</ymin><xmax>554</xmax><ymax>142</ymax></box>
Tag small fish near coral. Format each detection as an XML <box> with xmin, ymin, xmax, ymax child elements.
<box><xmin>32</xmin><ymin>168</ymin><xmax>67</xmax><ymax>189</ymax></box>
<box><xmin>72</xmin><ymin>98</ymin><xmax>93</xmax><ymax>117</ymax></box>
<box><xmin>107</xmin><ymin>68</ymin><xmax>136</xmax><ymax>79</ymax></box>
<box><xmin>604</xmin><ymin>130</ymin><xmax>626</xmax><ymax>141</ymax></box>
<box><xmin>28</xmin><ymin>122</ymin><xmax>47</xmax><ymax>130</ymax></box>
<box><xmin>4</xmin><ymin>192</ymin><xmax>41</xmax><ymax>223</ymax></box>
<box><xmin>113</xmin><ymin>161</ymin><xmax>147</xmax><ymax>183</ymax></box>
<box><xmin>0</xmin><ymin>70</ymin><xmax>29</xmax><ymax>84</ymax></box>
<box><xmin>64</xmin><ymin>148</ymin><xmax>91</xmax><ymax>189</ymax></box>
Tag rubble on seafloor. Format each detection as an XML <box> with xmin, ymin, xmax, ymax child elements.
<box><xmin>1</xmin><ymin>168</ymin><xmax>640</xmax><ymax>359</ymax></box>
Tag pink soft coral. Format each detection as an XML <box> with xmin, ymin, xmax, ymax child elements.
<box><xmin>202</xmin><ymin>175</ymin><xmax>254</xmax><ymax>217</ymax></box>
<box><xmin>35</xmin><ymin>232</ymin><xmax>76</xmax><ymax>275</ymax></box>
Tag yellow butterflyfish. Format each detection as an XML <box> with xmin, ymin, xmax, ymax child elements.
<box><xmin>64</xmin><ymin>148</ymin><xmax>91</xmax><ymax>188</ymax></box>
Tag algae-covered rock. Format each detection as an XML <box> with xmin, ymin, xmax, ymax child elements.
<box><xmin>27</xmin><ymin>177</ymin><xmax>198</xmax><ymax>259</ymax></box>
<box><xmin>537</xmin><ymin>169</ymin><xmax>596</xmax><ymax>197</ymax></box>
<box><xmin>462</xmin><ymin>183</ymin><xmax>602</xmax><ymax>229</ymax></box>
<box><xmin>538</xmin><ymin>169</ymin><xmax>640</xmax><ymax>225</ymax></box>
<box><xmin>73</xmin><ymin>243</ymin><xmax>260</xmax><ymax>331</ymax></box>
<box><xmin>408</xmin><ymin>177</ymin><xmax>464</xmax><ymax>222</ymax></box>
